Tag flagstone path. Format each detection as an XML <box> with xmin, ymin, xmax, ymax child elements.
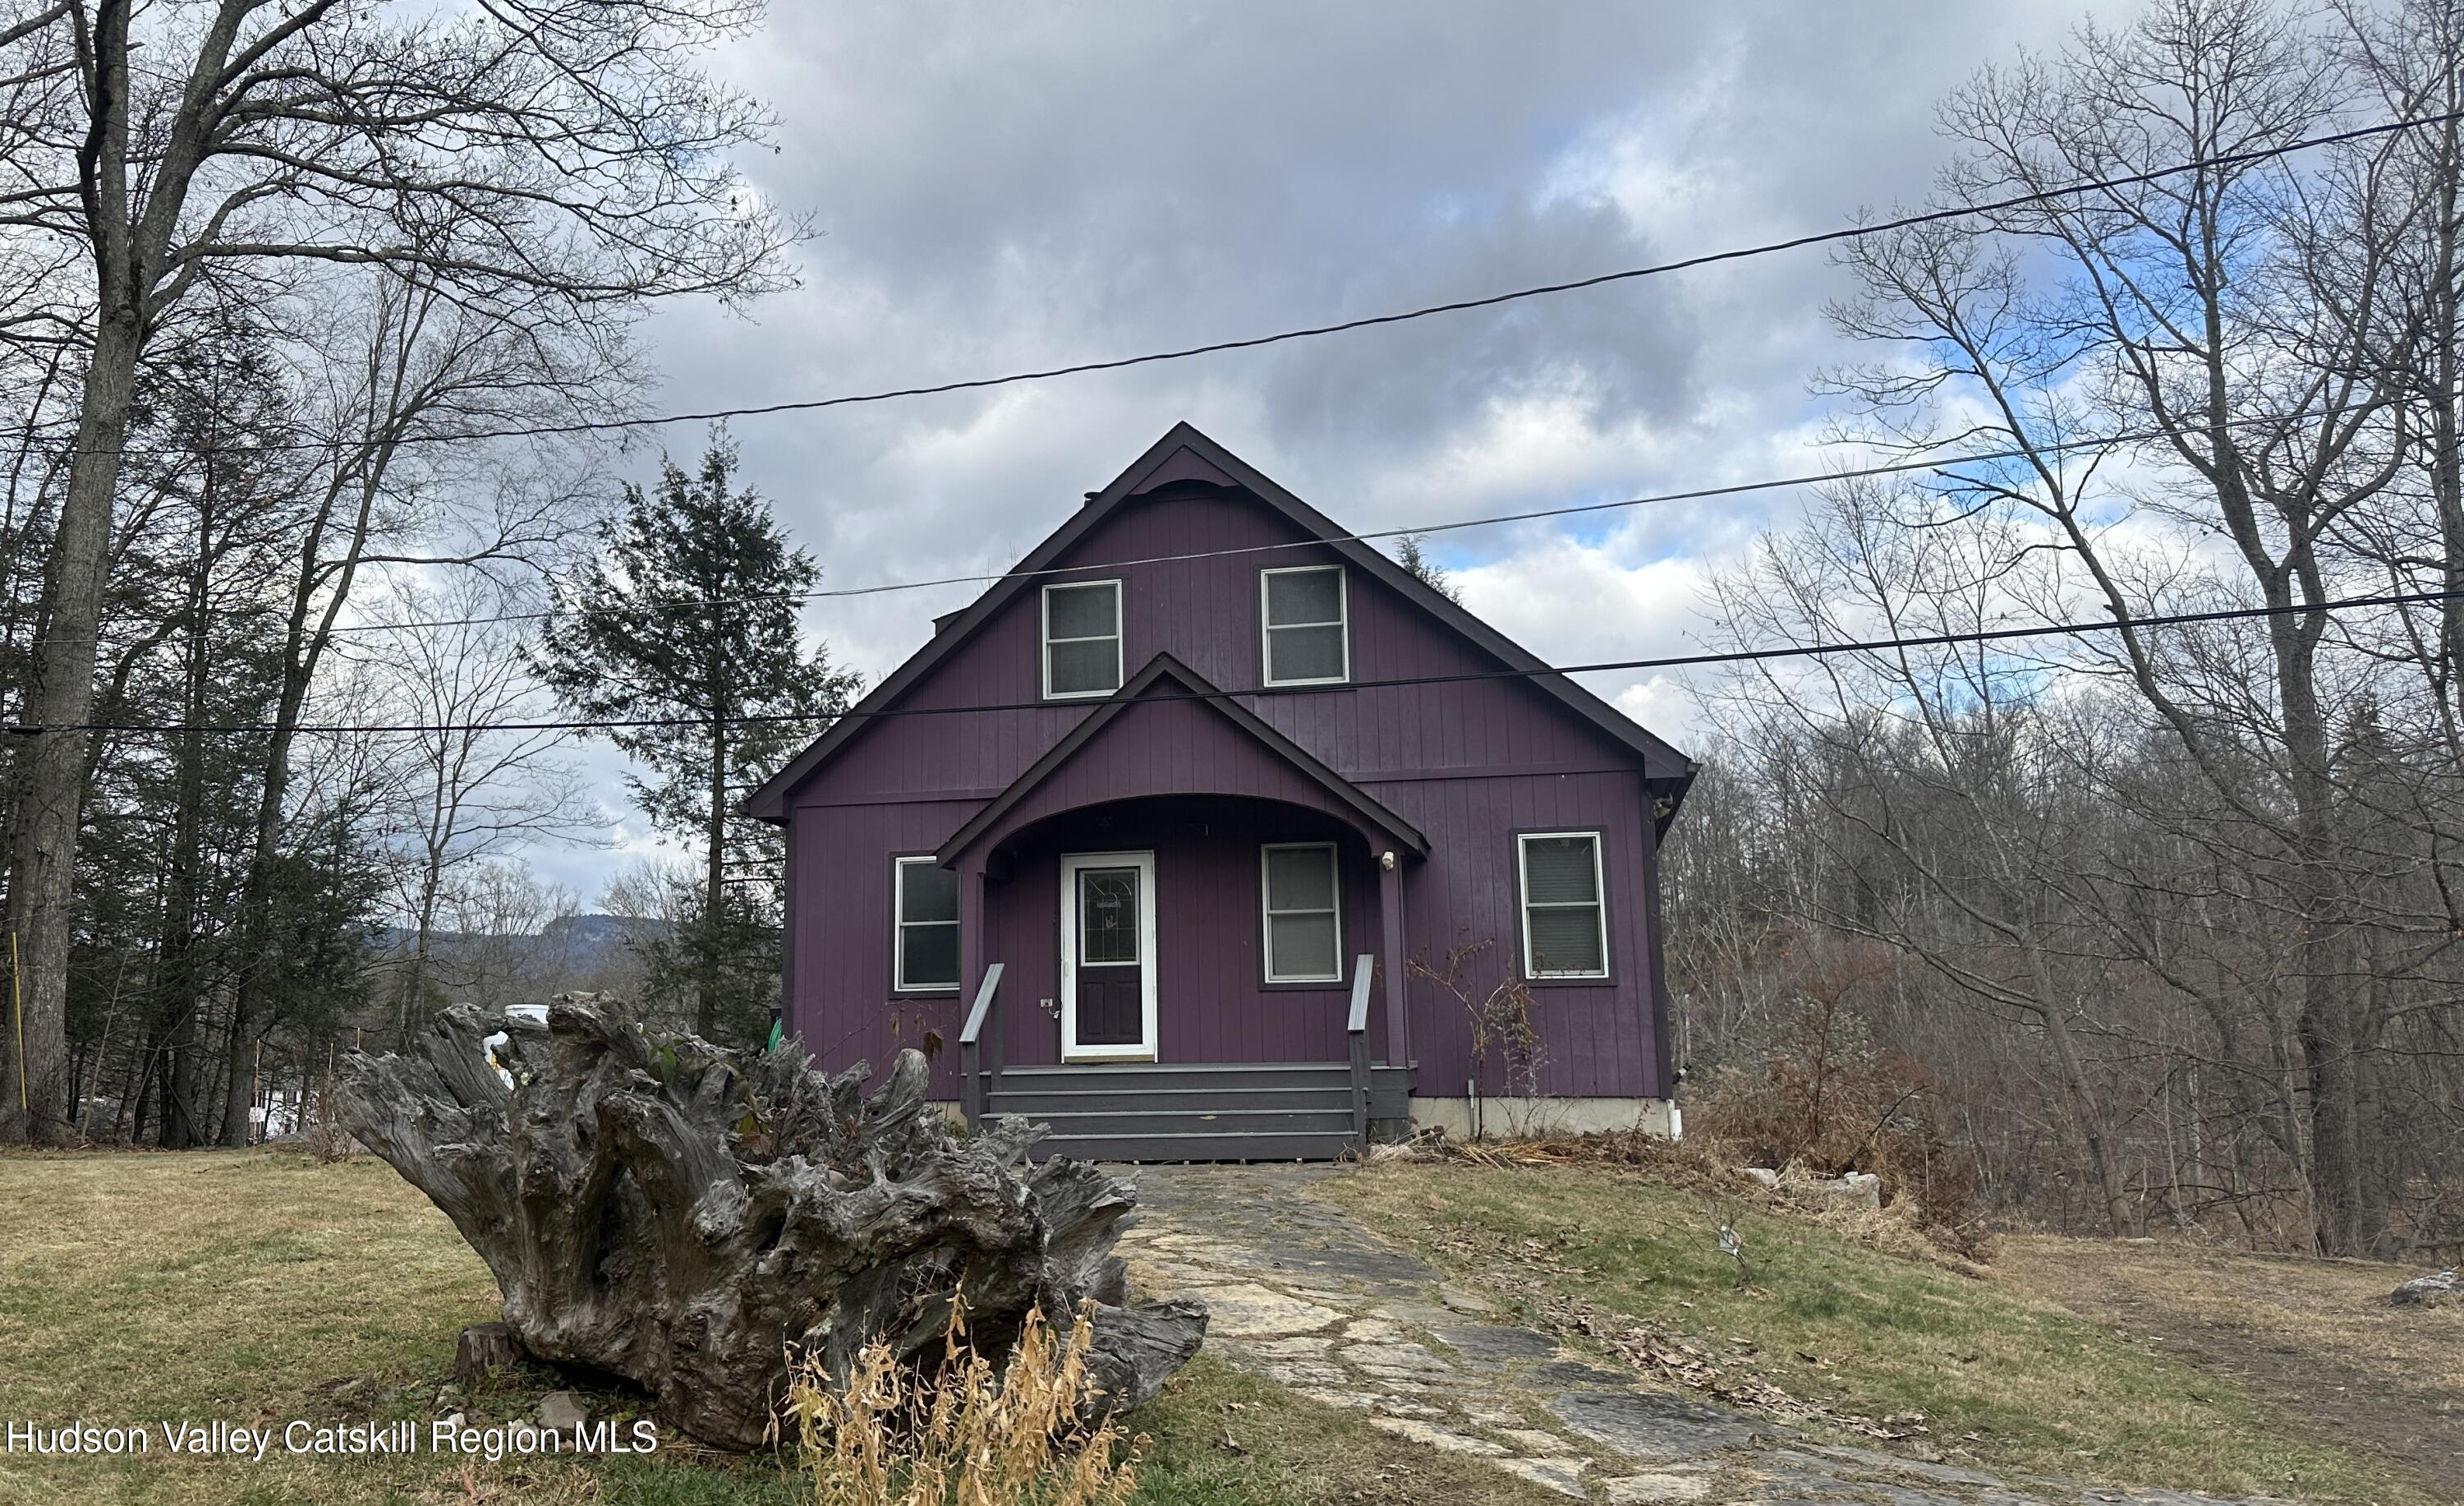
<box><xmin>1115</xmin><ymin>1163</ymin><xmax>2300</xmax><ymax>1506</ymax></box>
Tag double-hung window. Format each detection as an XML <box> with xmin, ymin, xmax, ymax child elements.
<box><xmin>1261</xmin><ymin>842</ymin><xmax>1341</xmax><ymax>983</ymax></box>
<box><xmin>1261</xmin><ymin>565</ymin><xmax>1348</xmax><ymax>686</ymax></box>
<box><xmin>894</xmin><ymin>856</ymin><xmax>961</xmax><ymax>992</ymax></box>
<box><xmin>1517</xmin><ymin>832</ymin><xmax>1609</xmax><ymax>979</ymax></box>
<box><xmin>1041</xmin><ymin>580</ymin><xmax>1123</xmax><ymax>698</ymax></box>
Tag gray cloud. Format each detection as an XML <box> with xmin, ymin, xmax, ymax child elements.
<box><xmin>529</xmin><ymin>0</ymin><xmax>2142</xmax><ymax>897</ymax></box>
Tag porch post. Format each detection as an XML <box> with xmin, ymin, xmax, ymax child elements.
<box><xmin>1378</xmin><ymin>855</ymin><xmax>1408</xmax><ymax>1068</ymax></box>
<box><xmin>960</xmin><ymin>864</ymin><xmax>990</xmax><ymax>1120</ymax></box>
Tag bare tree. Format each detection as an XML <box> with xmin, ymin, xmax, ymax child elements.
<box><xmin>1808</xmin><ymin>0</ymin><xmax>2453</xmax><ymax>1253</ymax></box>
<box><xmin>1703</xmin><ymin>477</ymin><xmax>2140</xmax><ymax>1232</ymax></box>
<box><xmin>0</xmin><ymin>0</ymin><xmax>795</xmax><ymax>1142</ymax></box>
<box><xmin>356</xmin><ymin>573</ymin><xmax>597</xmax><ymax>1048</ymax></box>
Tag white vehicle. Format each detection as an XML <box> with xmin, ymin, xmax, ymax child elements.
<box><xmin>483</xmin><ymin>1004</ymin><xmax>551</xmax><ymax>1086</ymax></box>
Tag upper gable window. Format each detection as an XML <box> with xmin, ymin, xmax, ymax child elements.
<box><xmin>1042</xmin><ymin>580</ymin><xmax>1123</xmax><ymax>699</ymax></box>
<box><xmin>1261</xmin><ymin>565</ymin><xmax>1349</xmax><ymax>686</ymax></box>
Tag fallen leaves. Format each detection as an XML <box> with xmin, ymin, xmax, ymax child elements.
<box><xmin>1534</xmin><ymin>1296</ymin><xmax>1931</xmax><ymax>1443</ymax></box>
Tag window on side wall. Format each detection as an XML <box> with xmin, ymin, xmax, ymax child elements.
<box><xmin>1517</xmin><ymin>831</ymin><xmax>1608</xmax><ymax>979</ymax></box>
<box><xmin>894</xmin><ymin>856</ymin><xmax>961</xmax><ymax>992</ymax></box>
<box><xmin>1261</xmin><ymin>565</ymin><xmax>1348</xmax><ymax>686</ymax></box>
<box><xmin>1261</xmin><ymin>842</ymin><xmax>1341</xmax><ymax>983</ymax></box>
<box><xmin>1042</xmin><ymin>579</ymin><xmax>1123</xmax><ymax>698</ymax></box>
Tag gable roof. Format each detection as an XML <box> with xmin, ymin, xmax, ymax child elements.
<box><xmin>935</xmin><ymin>652</ymin><xmax>1429</xmax><ymax>865</ymax></box>
<box><xmin>747</xmin><ymin>421</ymin><xmax>1695</xmax><ymax>822</ymax></box>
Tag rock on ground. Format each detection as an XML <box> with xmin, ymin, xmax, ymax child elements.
<box><xmin>2388</xmin><ymin>1269</ymin><xmax>2460</xmax><ymax>1306</ymax></box>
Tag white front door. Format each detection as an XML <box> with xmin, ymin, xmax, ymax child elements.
<box><xmin>1060</xmin><ymin>850</ymin><xmax>1157</xmax><ymax>1062</ymax></box>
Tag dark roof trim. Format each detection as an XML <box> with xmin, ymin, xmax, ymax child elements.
<box><xmin>935</xmin><ymin>652</ymin><xmax>1429</xmax><ymax>866</ymax></box>
<box><xmin>747</xmin><ymin>421</ymin><xmax>1695</xmax><ymax>821</ymax></box>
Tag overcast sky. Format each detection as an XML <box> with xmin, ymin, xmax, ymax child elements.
<box><xmin>536</xmin><ymin>0</ymin><xmax>2141</xmax><ymax>900</ymax></box>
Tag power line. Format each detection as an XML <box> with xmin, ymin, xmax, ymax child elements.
<box><xmin>14</xmin><ymin>585</ymin><xmax>2457</xmax><ymax>740</ymax></box>
<box><xmin>21</xmin><ymin>108</ymin><xmax>2461</xmax><ymax>463</ymax></box>
<box><xmin>71</xmin><ymin>394</ymin><xmax>2436</xmax><ymax>648</ymax></box>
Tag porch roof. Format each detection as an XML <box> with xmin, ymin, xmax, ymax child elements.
<box><xmin>935</xmin><ymin>652</ymin><xmax>1430</xmax><ymax>868</ymax></box>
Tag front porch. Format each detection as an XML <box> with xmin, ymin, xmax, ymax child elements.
<box><xmin>948</xmin><ymin>809</ymin><xmax>1420</xmax><ymax>1154</ymax></box>
<box><xmin>926</xmin><ymin>656</ymin><xmax>1431</xmax><ymax>1160</ymax></box>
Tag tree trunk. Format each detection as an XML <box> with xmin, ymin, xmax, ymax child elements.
<box><xmin>701</xmin><ymin>721</ymin><xmax>725</xmax><ymax>1039</ymax></box>
<box><xmin>215</xmin><ymin>727</ymin><xmax>295</xmax><ymax>1145</ymax></box>
<box><xmin>0</xmin><ymin>308</ymin><xmax>140</xmax><ymax>1144</ymax></box>
<box><xmin>337</xmin><ymin>1000</ymin><xmax>1207</xmax><ymax>1450</ymax></box>
<box><xmin>2273</xmin><ymin>609</ymin><xmax>2368</xmax><ymax>1255</ymax></box>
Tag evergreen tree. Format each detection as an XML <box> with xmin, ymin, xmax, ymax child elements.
<box><xmin>532</xmin><ymin>435</ymin><xmax>859</xmax><ymax>1043</ymax></box>
<box><xmin>1395</xmin><ymin>534</ymin><xmax>1461</xmax><ymax>603</ymax></box>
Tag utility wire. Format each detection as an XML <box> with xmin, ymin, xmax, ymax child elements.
<box><xmin>38</xmin><ymin>392</ymin><xmax>2426</xmax><ymax>651</ymax></box>
<box><xmin>13</xmin><ymin>586</ymin><xmax>2458</xmax><ymax>739</ymax></box>
<box><xmin>19</xmin><ymin>108</ymin><xmax>2461</xmax><ymax>463</ymax></box>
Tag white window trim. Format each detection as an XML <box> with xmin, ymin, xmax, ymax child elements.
<box><xmin>1259</xmin><ymin>841</ymin><xmax>1343</xmax><ymax>983</ymax></box>
<box><xmin>1517</xmin><ymin>831</ymin><xmax>1610</xmax><ymax>980</ymax></box>
<box><xmin>892</xmin><ymin>855</ymin><xmax>961</xmax><ymax>993</ymax></box>
<box><xmin>1041</xmin><ymin>578</ymin><xmax>1124</xmax><ymax>700</ymax></box>
<box><xmin>1059</xmin><ymin>850</ymin><xmax>1158</xmax><ymax>1062</ymax></box>
<box><xmin>1259</xmin><ymin>564</ymin><xmax>1350</xmax><ymax>687</ymax></box>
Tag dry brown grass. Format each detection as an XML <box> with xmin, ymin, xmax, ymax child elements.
<box><xmin>1384</xmin><ymin>1127</ymin><xmax>1993</xmax><ymax>1273</ymax></box>
<box><xmin>1997</xmin><ymin>1233</ymin><xmax>2464</xmax><ymax>1498</ymax></box>
<box><xmin>784</xmin><ymin>1300</ymin><xmax>1139</xmax><ymax>1506</ymax></box>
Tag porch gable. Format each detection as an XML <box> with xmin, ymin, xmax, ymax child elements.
<box><xmin>935</xmin><ymin>652</ymin><xmax>1428</xmax><ymax>872</ymax></box>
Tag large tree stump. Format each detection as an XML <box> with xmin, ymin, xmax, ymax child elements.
<box><xmin>335</xmin><ymin>1000</ymin><xmax>1207</xmax><ymax>1450</ymax></box>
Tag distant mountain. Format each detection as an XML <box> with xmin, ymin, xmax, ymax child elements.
<box><xmin>539</xmin><ymin>912</ymin><xmax>669</xmax><ymax>969</ymax></box>
<box><xmin>371</xmin><ymin>913</ymin><xmax>670</xmax><ymax>971</ymax></box>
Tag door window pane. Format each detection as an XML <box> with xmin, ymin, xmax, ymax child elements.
<box><xmin>1079</xmin><ymin>868</ymin><xmax>1140</xmax><ymax>964</ymax></box>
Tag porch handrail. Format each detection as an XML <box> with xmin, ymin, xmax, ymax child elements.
<box><xmin>959</xmin><ymin>961</ymin><xmax>1004</xmax><ymax>1129</ymax></box>
<box><xmin>1346</xmin><ymin>953</ymin><xmax>1375</xmax><ymax>1150</ymax></box>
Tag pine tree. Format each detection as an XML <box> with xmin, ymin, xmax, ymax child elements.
<box><xmin>531</xmin><ymin>435</ymin><xmax>859</xmax><ymax>1042</ymax></box>
<box><xmin>1395</xmin><ymin>534</ymin><xmax>1461</xmax><ymax>603</ymax></box>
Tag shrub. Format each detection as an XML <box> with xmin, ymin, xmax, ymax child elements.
<box><xmin>784</xmin><ymin>1298</ymin><xmax>1140</xmax><ymax>1506</ymax></box>
<box><xmin>1683</xmin><ymin>949</ymin><xmax>1992</xmax><ymax>1260</ymax></box>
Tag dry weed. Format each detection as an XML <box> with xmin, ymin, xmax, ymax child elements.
<box><xmin>784</xmin><ymin>1298</ymin><xmax>1140</xmax><ymax>1506</ymax></box>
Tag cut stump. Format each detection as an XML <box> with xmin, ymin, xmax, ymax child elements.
<box><xmin>453</xmin><ymin>1321</ymin><xmax>523</xmax><ymax>1387</ymax></box>
<box><xmin>336</xmin><ymin>999</ymin><xmax>1207</xmax><ymax>1450</ymax></box>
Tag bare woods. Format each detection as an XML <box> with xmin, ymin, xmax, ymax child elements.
<box><xmin>1671</xmin><ymin>0</ymin><xmax>2464</xmax><ymax>1259</ymax></box>
<box><xmin>0</xmin><ymin>2</ymin><xmax>793</xmax><ymax>1146</ymax></box>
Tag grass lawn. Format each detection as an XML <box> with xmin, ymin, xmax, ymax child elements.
<box><xmin>0</xmin><ymin>1151</ymin><xmax>1564</xmax><ymax>1506</ymax></box>
<box><xmin>1318</xmin><ymin>1159</ymin><xmax>2440</xmax><ymax>1506</ymax></box>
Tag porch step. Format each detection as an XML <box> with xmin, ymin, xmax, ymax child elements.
<box><xmin>987</xmin><ymin>1085</ymin><xmax>1355</xmax><ymax>1115</ymax></box>
<box><xmin>1036</xmin><ymin>1131</ymin><xmax>1362</xmax><ymax>1163</ymax></box>
<box><xmin>997</xmin><ymin>1062</ymin><xmax>1353</xmax><ymax>1092</ymax></box>
<box><xmin>976</xmin><ymin>1061</ymin><xmax>1399</xmax><ymax>1163</ymax></box>
<box><xmin>1013</xmin><ymin>1107</ymin><xmax>1357</xmax><ymax>1137</ymax></box>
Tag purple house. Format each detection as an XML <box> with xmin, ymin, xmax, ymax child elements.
<box><xmin>748</xmin><ymin>424</ymin><xmax>1695</xmax><ymax>1158</ymax></box>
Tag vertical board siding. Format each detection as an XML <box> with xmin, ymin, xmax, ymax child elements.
<box><xmin>788</xmin><ymin>799</ymin><xmax>982</xmax><ymax>1098</ymax></box>
<box><xmin>788</xmin><ymin>474</ymin><xmax>1671</xmax><ymax>1103</ymax></box>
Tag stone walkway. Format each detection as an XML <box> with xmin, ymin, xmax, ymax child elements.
<box><xmin>1116</xmin><ymin>1163</ymin><xmax>2297</xmax><ymax>1506</ymax></box>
